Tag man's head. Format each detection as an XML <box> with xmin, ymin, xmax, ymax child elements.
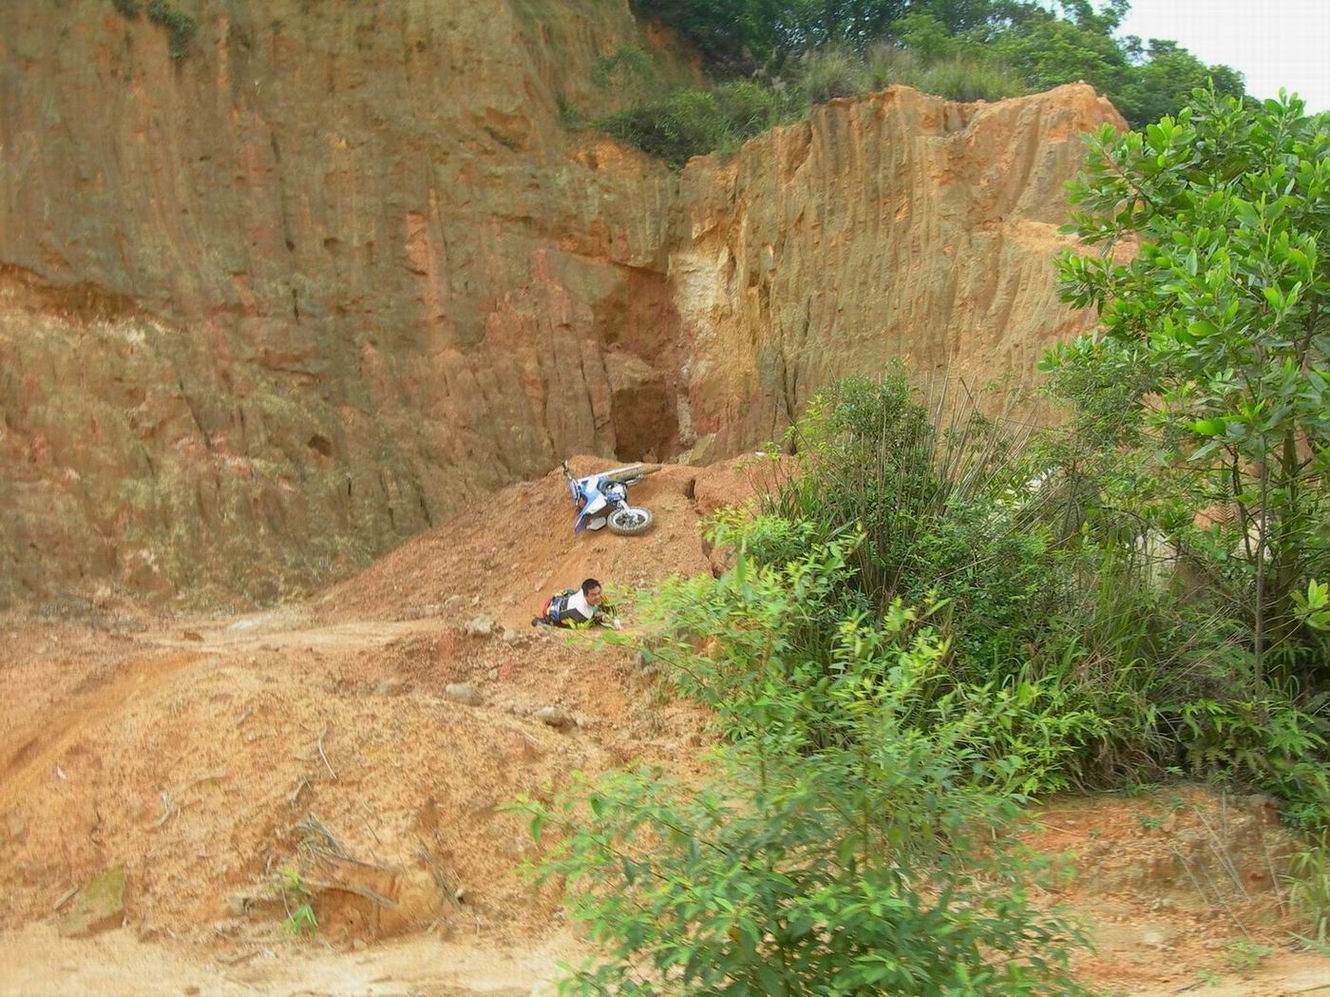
<box><xmin>581</xmin><ymin>578</ymin><xmax>603</xmax><ymax>606</ymax></box>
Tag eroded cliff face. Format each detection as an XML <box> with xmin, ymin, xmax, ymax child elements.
<box><xmin>673</xmin><ymin>84</ymin><xmax>1120</xmax><ymax>455</ymax></box>
<box><xmin>0</xmin><ymin>0</ymin><xmax>1120</xmax><ymax>607</ymax></box>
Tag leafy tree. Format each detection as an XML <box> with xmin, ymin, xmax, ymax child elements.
<box><xmin>1113</xmin><ymin>40</ymin><xmax>1246</xmax><ymax>131</ymax></box>
<box><xmin>1051</xmin><ymin>88</ymin><xmax>1330</xmax><ymax>678</ymax></box>
<box><xmin>989</xmin><ymin>11</ymin><xmax>1129</xmax><ymax>98</ymax></box>
<box><xmin>631</xmin><ymin>0</ymin><xmax>908</xmax><ymax>70</ymax></box>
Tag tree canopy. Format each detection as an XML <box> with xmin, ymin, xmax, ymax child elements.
<box><xmin>632</xmin><ymin>0</ymin><xmax>1247</xmax><ymax>126</ymax></box>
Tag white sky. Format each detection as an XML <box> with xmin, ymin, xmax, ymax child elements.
<box><xmin>1119</xmin><ymin>0</ymin><xmax>1330</xmax><ymax>111</ymax></box>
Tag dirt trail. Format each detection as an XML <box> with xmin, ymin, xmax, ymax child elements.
<box><xmin>0</xmin><ymin>647</ymin><xmax>202</xmax><ymax>815</ymax></box>
<box><xmin>2</xmin><ymin>456</ymin><xmax>1329</xmax><ymax>995</ymax></box>
<box><xmin>0</xmin><ymin>923</ymin><xmax>578</xmax><ymax>996</ymax></box>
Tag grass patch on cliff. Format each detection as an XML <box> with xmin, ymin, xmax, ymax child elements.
<box><xmin>147</xmin><ymin>0</ymin><xmax>196</xmax><ymax>60</ymax></box>
<box><xmin>578</xmin><ymin>43</ymin><xmax>1024</xmax><ymax>166</ymax></box>
<box><xmin>109</xmin><ymin>0</ymin><xmax>197</xmax><ymax>60</ymax></box>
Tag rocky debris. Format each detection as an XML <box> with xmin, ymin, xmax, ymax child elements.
<box><xmin>57</xmin><ymin>866</ymin><xmax>126</xmax><ymax>938</ymax></box>
<box><xmin>535</xmin><ymin>706</ymin><xmax>573</xmax><ymax>730</ymax></box>
<box><xmin>463</xmin><ymin>616</ymin><xmax>495</xmax><ymax>638</ymax></box>
<box><xmin>445</xmin><ymin>683</ymin><xmax>484</xmax><ymax>707</ymax></box>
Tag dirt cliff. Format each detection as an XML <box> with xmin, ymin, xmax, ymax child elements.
<box><xmin>0</xmin><ymin>0</ymin><xmax>1121</xmax><ymax>607</ymax></box>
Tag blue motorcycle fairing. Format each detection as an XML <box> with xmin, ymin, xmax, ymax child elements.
<box><xmin>570</xmin><ymin>472</ymin><xmax>628</xmax><ymax>533</ymax></box>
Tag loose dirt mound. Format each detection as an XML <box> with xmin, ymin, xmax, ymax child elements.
<box><xmin>321</xmin><ymin>455</ymin><xmax>776</xmax><ymax>627</ymax></box>
<box><xmin>0</xmin><ymin>617</ymin><xmax>708</xmax><ymax>952</ymax></box>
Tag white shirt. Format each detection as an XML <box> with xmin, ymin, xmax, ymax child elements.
<box><xmin>564</xmin><ymin>589</ymin><xmax>596</xmax><ymax>623</ymax></box>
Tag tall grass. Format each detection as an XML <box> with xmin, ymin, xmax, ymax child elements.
<box><xmin>918</xmin><ymin>55</ymin><xmax>1029</xmax><ymax>102</ymax></box>
<box><xmin>797</xmin><ymin>47</ymin><xmax>872</xmax><ymax>103</ymax></box>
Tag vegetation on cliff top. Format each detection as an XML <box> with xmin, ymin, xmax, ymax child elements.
<box><xmin>583</xmin><ymin>0</ymin><xmax>1245</xmax><ymax>164</ymax></box>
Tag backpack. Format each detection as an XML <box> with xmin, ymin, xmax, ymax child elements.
<box><xmin>541</xmin><ymin>588</ymin><xmax>578</xmax><ymax>625</ymax></box>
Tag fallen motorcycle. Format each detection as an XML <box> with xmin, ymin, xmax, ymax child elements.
<box><xmin>561</xmin><ymin>460</ymin><xmax>658</xmax><ymax>536</ymax></box>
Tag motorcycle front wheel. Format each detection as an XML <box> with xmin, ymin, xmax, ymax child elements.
<box><xmin>607</xmin><ymin>505</ymin><xmax>653</xmax><ymax>536</ymax></box>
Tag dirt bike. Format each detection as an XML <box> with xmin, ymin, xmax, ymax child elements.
<box><xmin>561</xmin><ymin>460</ymin><xmax>658</xmax><ymax>536</ymax></box>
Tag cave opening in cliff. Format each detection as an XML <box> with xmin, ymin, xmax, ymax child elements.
<box><xmin>609</xmin><ymin>376</ymin><xmax>679</xmax><ymax>463</ymax></box>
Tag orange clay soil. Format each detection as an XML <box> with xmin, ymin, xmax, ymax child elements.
<box><xmin>2</xmin><ymin>456</ymin><xmax>1328</xmax><ymax>995</ymax></box>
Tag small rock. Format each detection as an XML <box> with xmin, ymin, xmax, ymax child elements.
<box><xmin>351</xmin><ymin>938</ymin><xmax>367</xmax><ymax>952</ymax></box>
<box><xmin>180</xmin><ymin>631</ymin><xmax>204</xmax><ymax>642</ymax></box>
<box><xmin>486</xmin><ymin>667</ymin><xmax>499</xmax><ymax>682</ymax></box>
<box><xmin>536</xmin><ymin>706</ymin><xmax>572</xmax><ymax>729</ymax></box>
<box><xmin>1140</xmin><ymin>928</ymin><xmax>1169</xmax><ymax>949</ymax></box>
<box><xmin>463</xmin><ymin>616</ymin><xmax>494</xmax><ymax>638</ymax></box>
<box><xmin>58</xmin><ymin>866</ymin><xmax>126</xmax><ymax>938</ymax></box>
<box><xmin>445</xmin><ymin>683</ymin><xmax>484</xmax><ymax>707</ymax></box>
<box><xmin>374</xmin><ymin>678</ymin><xmax>406</xmax><ymax>696</ymax></box>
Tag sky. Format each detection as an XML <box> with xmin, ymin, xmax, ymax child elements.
<box><xmin>1119</xmin><ymin>0</ymin><xmax>1330</xmax><ymax>111</ymax></box>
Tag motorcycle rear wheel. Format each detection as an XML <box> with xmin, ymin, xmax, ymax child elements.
<box><xmin>607</xmin><ymin>505</ymin><xmax>653</xmax><ymax>536</ymax></box>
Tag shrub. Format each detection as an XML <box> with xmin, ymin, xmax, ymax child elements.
<box><xmin>1053</xmin><ymin>89</ymin><xmax>1330</xmax><ymax>683</ymax></box>
<box><xmin>590</xmin><ymin>45</ymin><xmax>659</xmax><ymax>104</ymax></box>
<box><xmin>1288</xmin><ymin>837</ymin><xmax>1330</xmax><ymax>945</ymax></box>
<box><xmin>714</xmin><ymin>79</ymin><xmax>796</xmax><ymax>135</ymax></box>
<box><xmin>595</xmin><ymin>81</ymin><xmax>797</xmax><ymax>167</ymax></box>
<box><xmin>758</xmin><ymin>369</ymin><xmax>1062</xmax><ymax>677</ymax></box>
<box><xmin>111</xmin><ymin>0</ymin><xmax>141</xmax><ymax>17</ymax></box>
<box><xmin>596</xmin><ymin>89</ymin><xmax>729</xmax><ymax>166</ymax></box>
<box><xmin>523</xmin><ymin>552</ymin><xmax>1088</xmax><ymax>993</ymax></box>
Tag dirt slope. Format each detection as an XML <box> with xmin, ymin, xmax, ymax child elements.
<box><xmin>320</xmin><ymin>454</ymin><xmax>773</xmax><ymax>628</ymax></box>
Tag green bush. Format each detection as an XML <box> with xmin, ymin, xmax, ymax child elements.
<box><xmin>111</xmin><ymin>0</ymin><xmax>141</xmax><ymax>17</ymax></box>
<box><xmin>596</xmin><ymin>89</ymin><xmax>730</xmax><ymax>166</ymax></box>
<box><xmin>523</xmin><ymin>544</ymin><xmax>1087</xmax><ymax>993</ymax></box>
<box><xmin>1052</xmin><ymin>89</ymin><xmax>1330</xmax><ymax>684</ymax></box>
<box><xmin>632</xmin><ymin>0</ymin><xmax>1246</xmax><ymax>128</ymax></box>
<box><xmin>590</xmin><ymin>45</ymin><xmax>659</xmax><ymax>105</ymax></box>
<box><xmin>594</xmin><ymin>81</ymin><xmax>796</xmax><ymax>167</ymax></box>
<box><xmin>760</xmin><ymin>369</ymin><xmax>1061</xmax><ymax>677</ymax></box>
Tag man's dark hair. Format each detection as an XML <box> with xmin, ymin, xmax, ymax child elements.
<box><xmin>581</xmin><ymin>578</ymin><xmax>602</xmax><ymax>595</ymax></box>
